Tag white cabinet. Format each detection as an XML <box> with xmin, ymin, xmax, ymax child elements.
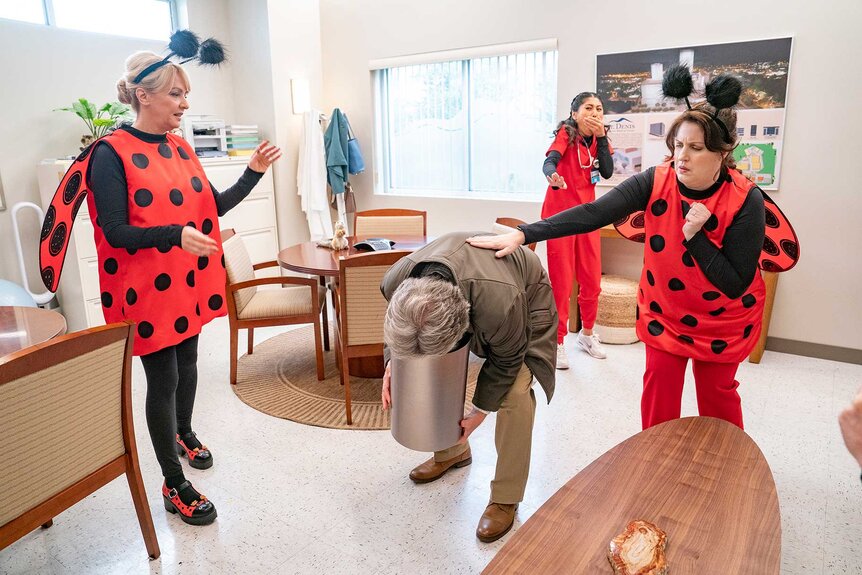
<box><xmin>37</xmin><ymin>157</ymin><xmax>279</xmax><ymax>332</ymax></box>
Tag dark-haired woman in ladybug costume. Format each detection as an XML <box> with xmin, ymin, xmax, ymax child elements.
<box><xmin>468</xmin><ymin>66</ymin><xmax>799</xmax><ymax>430</ymax></box>
<box><xmin>41</xmin><ymin>37</ymin><xmax>281</xmax><ymax>525</ymax></box>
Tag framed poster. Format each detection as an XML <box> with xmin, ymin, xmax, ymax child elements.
<box><xmin>596</xmin><ymin>37</ymin><xmax>792</xmax><ymax>190</ymax></box>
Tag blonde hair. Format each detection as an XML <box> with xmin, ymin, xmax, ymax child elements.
<box><xmin>116</xmin><ymin>51</ymin><xmax>190</xmax><ymax>113</ymax></box>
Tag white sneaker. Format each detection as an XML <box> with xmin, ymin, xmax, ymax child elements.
<box><xmin>556</xmin><ymin>343</ymin><xmax>569</xmax><ymax>370</ymax></box>
<box><xmin>577</xmin><ymin>330</ymin><xmax>607</xmax><ymax>359</ymax></box>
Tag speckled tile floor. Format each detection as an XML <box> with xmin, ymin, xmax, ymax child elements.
<box><xmin>2</xmin><ymin>317</ymin><xmax>860</xmax><ymax>574</ymax></box>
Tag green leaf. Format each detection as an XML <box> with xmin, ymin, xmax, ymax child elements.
<box><xmin>71</xmin><ymin>100</ymin><xmax>88</xmax><ymax>119</ymax></box>
<box><xmin>93</xmin><ymin>118</ymin><xmax>115</xmax><ymax>127</ymax></box>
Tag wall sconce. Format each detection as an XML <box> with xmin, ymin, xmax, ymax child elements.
<box><xmin>291</xmin><ymin>78</ymin><xmax>311</xmax><ymax>115</ymax></box>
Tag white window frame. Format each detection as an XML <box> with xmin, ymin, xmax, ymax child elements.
<box><xmin>371</xmin><ymin>39</ymin><xmax>558</xmax><ymax>202</ymax></box>
<box><xmin>2</xmin><ymin>0</ymin><xmax>178</xmax><ymax>39</ymax></box>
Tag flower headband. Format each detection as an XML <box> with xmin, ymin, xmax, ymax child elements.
<box><xmin>133</xmin><ymin>29</ymin><xmax>227</xmax><ymax>84</ymax></box>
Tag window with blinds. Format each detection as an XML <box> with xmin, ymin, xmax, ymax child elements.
<box><xmin>374</xmin><ymin>46</ymin><xmax>558</xmax><ymax>200</ymax></box>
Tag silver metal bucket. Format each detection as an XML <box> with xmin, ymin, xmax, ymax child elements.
<box><xmin>390</xmin><ymin>341</ymin><xmax>470</xmax><ymax>452</ymax></box>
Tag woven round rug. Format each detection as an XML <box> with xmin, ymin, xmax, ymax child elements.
<box><xmin>231</xmin><ymin>325</ymin><xmax>481</xmax><ymax>430</ymax></box>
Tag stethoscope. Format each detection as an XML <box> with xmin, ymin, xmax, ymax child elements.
<box><xmin>577</xmin><ymin>137</ymin><xmax>600</xmax><ymax>170</ymax></box>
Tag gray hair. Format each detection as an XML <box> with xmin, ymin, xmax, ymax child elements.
<box><xmin>384</xmin><ymin>277</ymin><xmax>470</xmax><ymax>357</ymax></box>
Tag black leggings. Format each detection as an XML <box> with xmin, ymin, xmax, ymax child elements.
<box><xmin>139</xmin><ymin>335</ymin><xmax>199</xmax><ymax>480</ymax></box>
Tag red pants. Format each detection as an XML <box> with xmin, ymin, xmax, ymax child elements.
<box><xmin>546</xmin><ymin>230</ymin><xmax>601</xmax><ymax>343</ymax></box>
<box><xmin>641</xmin><ymin>345</ymin><xmax>744</xmax><ymax>430</ymax></box>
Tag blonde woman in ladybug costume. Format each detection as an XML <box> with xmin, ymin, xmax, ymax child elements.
<box><xmin>468</xmin><ymin>65</ymin><xmax>799</xmax><ymax>430</ymax></box>
<box><xmin>40</xmin><ymin>31</ymin><xmax>281</xmax><ymax>525</ymax></box>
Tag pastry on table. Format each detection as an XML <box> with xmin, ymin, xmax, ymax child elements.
<box><xmin>607</xmin><ymin>519</ymin><xmax>668</xmax><ymax>575</ymax></box>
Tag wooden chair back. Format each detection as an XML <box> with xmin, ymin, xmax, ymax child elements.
<box><xmin>354</xmin><ymin>209</ymin><xmax>427</xmax><ymax>237</ymax></box>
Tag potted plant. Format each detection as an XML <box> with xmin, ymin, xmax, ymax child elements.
<box><xmin>55</xmin><ymin>98</ymin><xmax>132</xmax><ymax>150</ymax></box>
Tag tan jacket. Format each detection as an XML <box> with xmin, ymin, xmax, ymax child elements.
<box><xmin>381</xmin><ymin>232</ymin><xmax>557</xmax><ymax>412</ymax></box>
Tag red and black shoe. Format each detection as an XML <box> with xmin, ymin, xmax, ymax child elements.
<box><xmin>176</xmin><ymin>431</ymin><xmax>213</xmax><ymax>470</ymax></box>
<box><xmin>162</xmin><ymin>481</ymin><xmax>217</xmax><ymax>525</ymax></box>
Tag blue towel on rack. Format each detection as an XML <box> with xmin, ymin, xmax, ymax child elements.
<box><xmin>323</xmin><ymin>108</ymin><xmax>350</xmax><ymax>195</ymax></box>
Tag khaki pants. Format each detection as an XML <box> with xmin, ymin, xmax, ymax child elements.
<box><xmin>434</xmin><ymin>364</ymin><xmax>536</xmax><ymax>504</ymax></box>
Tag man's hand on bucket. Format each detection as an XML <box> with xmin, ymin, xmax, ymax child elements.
<box><xmin>458</xmin><ymin>407</ymin><xmax>487</xmax><ymax>444</ymax></box>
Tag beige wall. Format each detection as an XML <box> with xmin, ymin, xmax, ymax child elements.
<box><xmin>319</xmin><ymin>0</ymin><xmax>862</xmax><ymax>350</ymax></box>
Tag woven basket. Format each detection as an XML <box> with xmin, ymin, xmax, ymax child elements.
<box><xmin>594</xmin><ymin>275</ymin><xmax>639</xmax><ymax>344</ymax></box>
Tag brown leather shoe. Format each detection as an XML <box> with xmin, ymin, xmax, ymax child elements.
<box><xmin>476</xmin><ymin>502</ymin><xmax>518</xmax><ymax>543</ymax></box>
<box><xmin>408</xmin><ymin>447</ymin><xmax>472</xmax><ymax>484</ymax></box>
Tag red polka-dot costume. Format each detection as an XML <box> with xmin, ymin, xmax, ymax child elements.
<box><xmin>40</xmin><ymin>130</ymin><xmax>226</xmax><ymax>356</ymax></box>
<box><xmin>542</xmin><ymin>131</ymin><xmax>613</xmax><ymax>342</ymax></box>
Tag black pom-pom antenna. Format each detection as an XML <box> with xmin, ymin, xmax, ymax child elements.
<box><xmin>198</xmin><ymin>38</ymin><xmax>227</xmax><ymax>66</ymax></box>
<box><xmin>662</xmin><ymin>64</ymin><xmax>694</xmax><ymax>100</ymax></box>
<box><xmin>168</xmin><ymin>29</ymin><xmax>200</xmax><ymax>59</ymax></box>
<box><xmin>705</xmin><ymin>75</ymin><xmax>742</xmax><ymax>110</ymax></box>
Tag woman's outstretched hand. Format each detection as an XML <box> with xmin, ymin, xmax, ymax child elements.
<box><xmin>466</xmin><ymin>231</ymin><xmax>525</xmax><ymax>258</ymax></box>
<box><xmin>248</xmin><ymin>140</ymin><xmax>283</xmax><ymax>173</ymax></box>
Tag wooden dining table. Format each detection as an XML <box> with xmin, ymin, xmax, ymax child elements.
<box><xmin>483</xmin><ymin>416</ymin><xmax>781</xmax><ymax>574</ymax></box>
<box><xmin>0</xmin><ymin>306</ymin><xmax>67</xmax><ymax>358</ymax></box>
<box><xmin>277</xmin><ymin>235</ymin><xmax>432</xmax><ymax>377</ymax></box>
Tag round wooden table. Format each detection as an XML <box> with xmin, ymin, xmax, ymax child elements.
<box><xmin>278</xmin><ymin>235</ymin><xmax>432</xmax><ymax>377</ymax></box>
<box><xmin>0</xmin><ymin>306</ymin><xmax>67</xmax><ymax>358</ymax></box>
<box><xmin>483</xmin><ymin>416</ymin><xmax>781</xmax><ymax>574</ymax></box>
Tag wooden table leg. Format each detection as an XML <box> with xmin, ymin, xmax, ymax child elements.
<box><xmin>749</xmin><ymin>271</ymin><xmax>778</xmax><ymax>364</ymax></box>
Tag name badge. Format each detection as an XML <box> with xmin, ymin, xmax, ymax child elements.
<box><xmin>590</xmin><ymin>169</ymin><xmax>601</xmax><ymax>184</ymax></box>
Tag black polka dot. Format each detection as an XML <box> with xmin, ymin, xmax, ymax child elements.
<box><xmin>761</xmin><ymin>260</ymin><xmax>780</xmax><ymax>272</ymax></box>
<box><xmin>174</xmin><ymin>316</ymin><xmax>189</xmax><ymax>334</ymax></box>
<box><xmin>134</xmin><ymin>188</ymin><xmax>153</xmax><ymax>207</ymax></box>
<box><xmin>703</xmin><ymin>214</ymin><xmax>719</xmax><ymax>232</ymax></box>
<box><xmin>221</xmin><ymin>254</ymin><xmax>225</xmax><ymax>268</ymax></box>
<box><xmin>208</xmin><ymin>294</ymin><xmax>223</xmax><ymax>311</ymax></box>
<box><xmin>668</xmin><ymin>278</ymin><xmax>685</xmax><ymax>291</ymax></box>
<box><xmin>678</xmin><ymin>334</ymin><xmax>695</xmax><ymax>344</ymax></box>
<box><xmin>191</xmin><ymin>176</ymin><xmax>203</xmax><ymax>192</ymax></box>
<box><xmin>762</xmin><ymin>236</ymin><xmax>780</xmax><ymax>256</ymax></box>
<box><xmin>157</xmin><ymin>244</ymin><xmax>173</xmax><ymax>254</ymax></box>
<box><xmin>636</xmin><ymin>305</ymin><xmax>640</xmax><ymax>320</ymax></box>
<box><xmin>197</xmin><ymin>256</ymin><xmax>209</xmax><ymax>271</ymax></box>
<box><xmin>195</xmin><ymin>303</ymin><xmax>201</xmax><ymax>316</ymax></box>
<box><xmin>682</xmin><ymin>252</ymin><xmax>695</xmax><ymax>267</ymax></box>
<box><xmin>631</xmin><ymin>233</ymin><xmax>646</xmax><ymax>243</ymax></box>
<box><xmin>49</xmin><ymin>222</ymin><xmax>67</xmax><ymax>256</ymax></box>
<box><xmin>76</xmin><ymin>145</ymin><xmax>93</xmax><ymax>162</ymax></box>
<box><xmin>649</xmin><ymin>235</ymin><xmax>666</xmax><ymax>252</ymax></box>
<box><xmin>711</xmin><ymin>340</ymin><xmax>728</xmax><ymax>354</ymax></box>
<box><xmin>71</xmin><ymin>192</ymin><xmax>86</xmax><ymax>220</ymax></box>
<box><xmin>104</xmin><ymin>258</ymin><xmax>118</xmax><ymax>275</ymax></box>
<box><xmin>741</xmin><ymin>293</ymin><xmax>757</xmax><ymax>308</ymax></box>
<box><xmin>614</xmin><ymin>215</ymin><xmax>629</xmax><ymax>227</ymax></box>
<box><xmin>131</xmin><ymin>153</ymin><xmax>149</xmax><ymax>169</ymax></box>
<box><xmin>138</xmin><ymin>322</ymin><xmax>154</xmax><ymax>339</ymax></box>
<box><xmin>154</xmin><ymin>273</ymin><xmax>172</xmax><ymax>291</ymax></box>
<box><xmin>170</xmin><ymin>188</ymin><xmax>184</xmax><ymax>206</ymax></box>
<box><xmin>41</xmin><ymin>267</ymin><xmax>55</xmax><ymax>289</ymax></box>
<box><xmin>178</xmin><ymin>146</ymin><xmax>191</xmax><ymax>160</ymax></box>
<box><xmin>780</xmin><ymin>239</ymin><xmax>798</xmax><ymax>260</ymax></box>
<box><xmin>647</xmin><ymin>320</ymin><xmax>664</xmax><ymax>336</ymax></box>
<box><xmin>631</xmin><ymin>213</ymin><xmax>645</xmax><ymax>228</ymax></box>
<box><xmin>743</xmin><ymin>324</ymin><xmax>754</xmax><ymax>339</ymax></box>
<box><xmin>186</xmin><ymin>270</ymin><xmax>195</xmax><ymax>287</ymax></box>
<box><xmin>649</xmin><ymin>301</ymin><xmax>663</xmax><ymax>314</ymax></box>
<box><xmin>709</xmin><ymin>307</ymin><xmax>726</xmax><ymax>317</ymax></box>
<box><xmin>650</xmin><ymin>199</ymin><xmax>668</xmax><ymax>216</ymax></box>
<box><xmin>126</xmin><ymin>288</ymin><xmax>137</xmax><ymax>305</ymax></box>
<box><xmin>646</xmin><ymin>270</ymin><xmax>655</xmax><ymax>286</ymax></box>
<box><xmin>764</xmin><ymin>207</ymin><xmax>779</xmax><ymax>228</ymax></box>
<box><xmin>41</xmin><ymin>206</ymin><xmax>56</xmax><ymax>240</ymax></box>
<box><xmin>201</xmin><ymin>219</ymin><xmax>213</xmax><ymax>235</ymax></box>
<box><xmin>681</xmin><ymin>201</ymin><xmax>691</xmax><ymax>217</ymax></box>
<box><xmin>702</xmin><ymin>291</ymin><xmax>721</xmax><ymax>301</ymax></box>
<box><xmin>127</xmin><ymin>248</ymin><xmax>138</xmax><ymax>256</ymax></box>
<box><xmin>63</xmin><ymin>171</ymin><xmax>82</xmax><ymax>204</ymax></box>
<box><xmin>186</xmin><ymin>221</ymin><xmax>197</xmax><ymax>229</ymax></box>
<box><xmin>158</xmin><ymin>143</ymin><xmax>173</xmax><ymax>159</ymax></box>
<box><xmin>101</xmin><ymin>291</ymin><xmax>113</xmax><ymax>308</ymax></box>
<box><xmin>680</xmin><ymin>314</ymin><xmax>698</xmax><ymax>327</ymax></box>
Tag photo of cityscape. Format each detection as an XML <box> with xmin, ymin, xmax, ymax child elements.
<box><xmin>596</xmin><ymin>38</ymin><xmax>792</xmax><ymax>114</ymax></box>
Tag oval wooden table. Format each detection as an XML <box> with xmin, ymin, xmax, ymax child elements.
<box><xmin>0</xmin><ymin>306</ymin><xmax>67</xmax><ymax>358</ymax></box>
<box><xmin>278</xmin><ymin>235</ymin><xmax>432</xmax><ymax>377</ymax></box>
<box><xmin>483</xmin><ymin>416</ymin><xmax>781</xmax><ymax>574</ymax></box>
